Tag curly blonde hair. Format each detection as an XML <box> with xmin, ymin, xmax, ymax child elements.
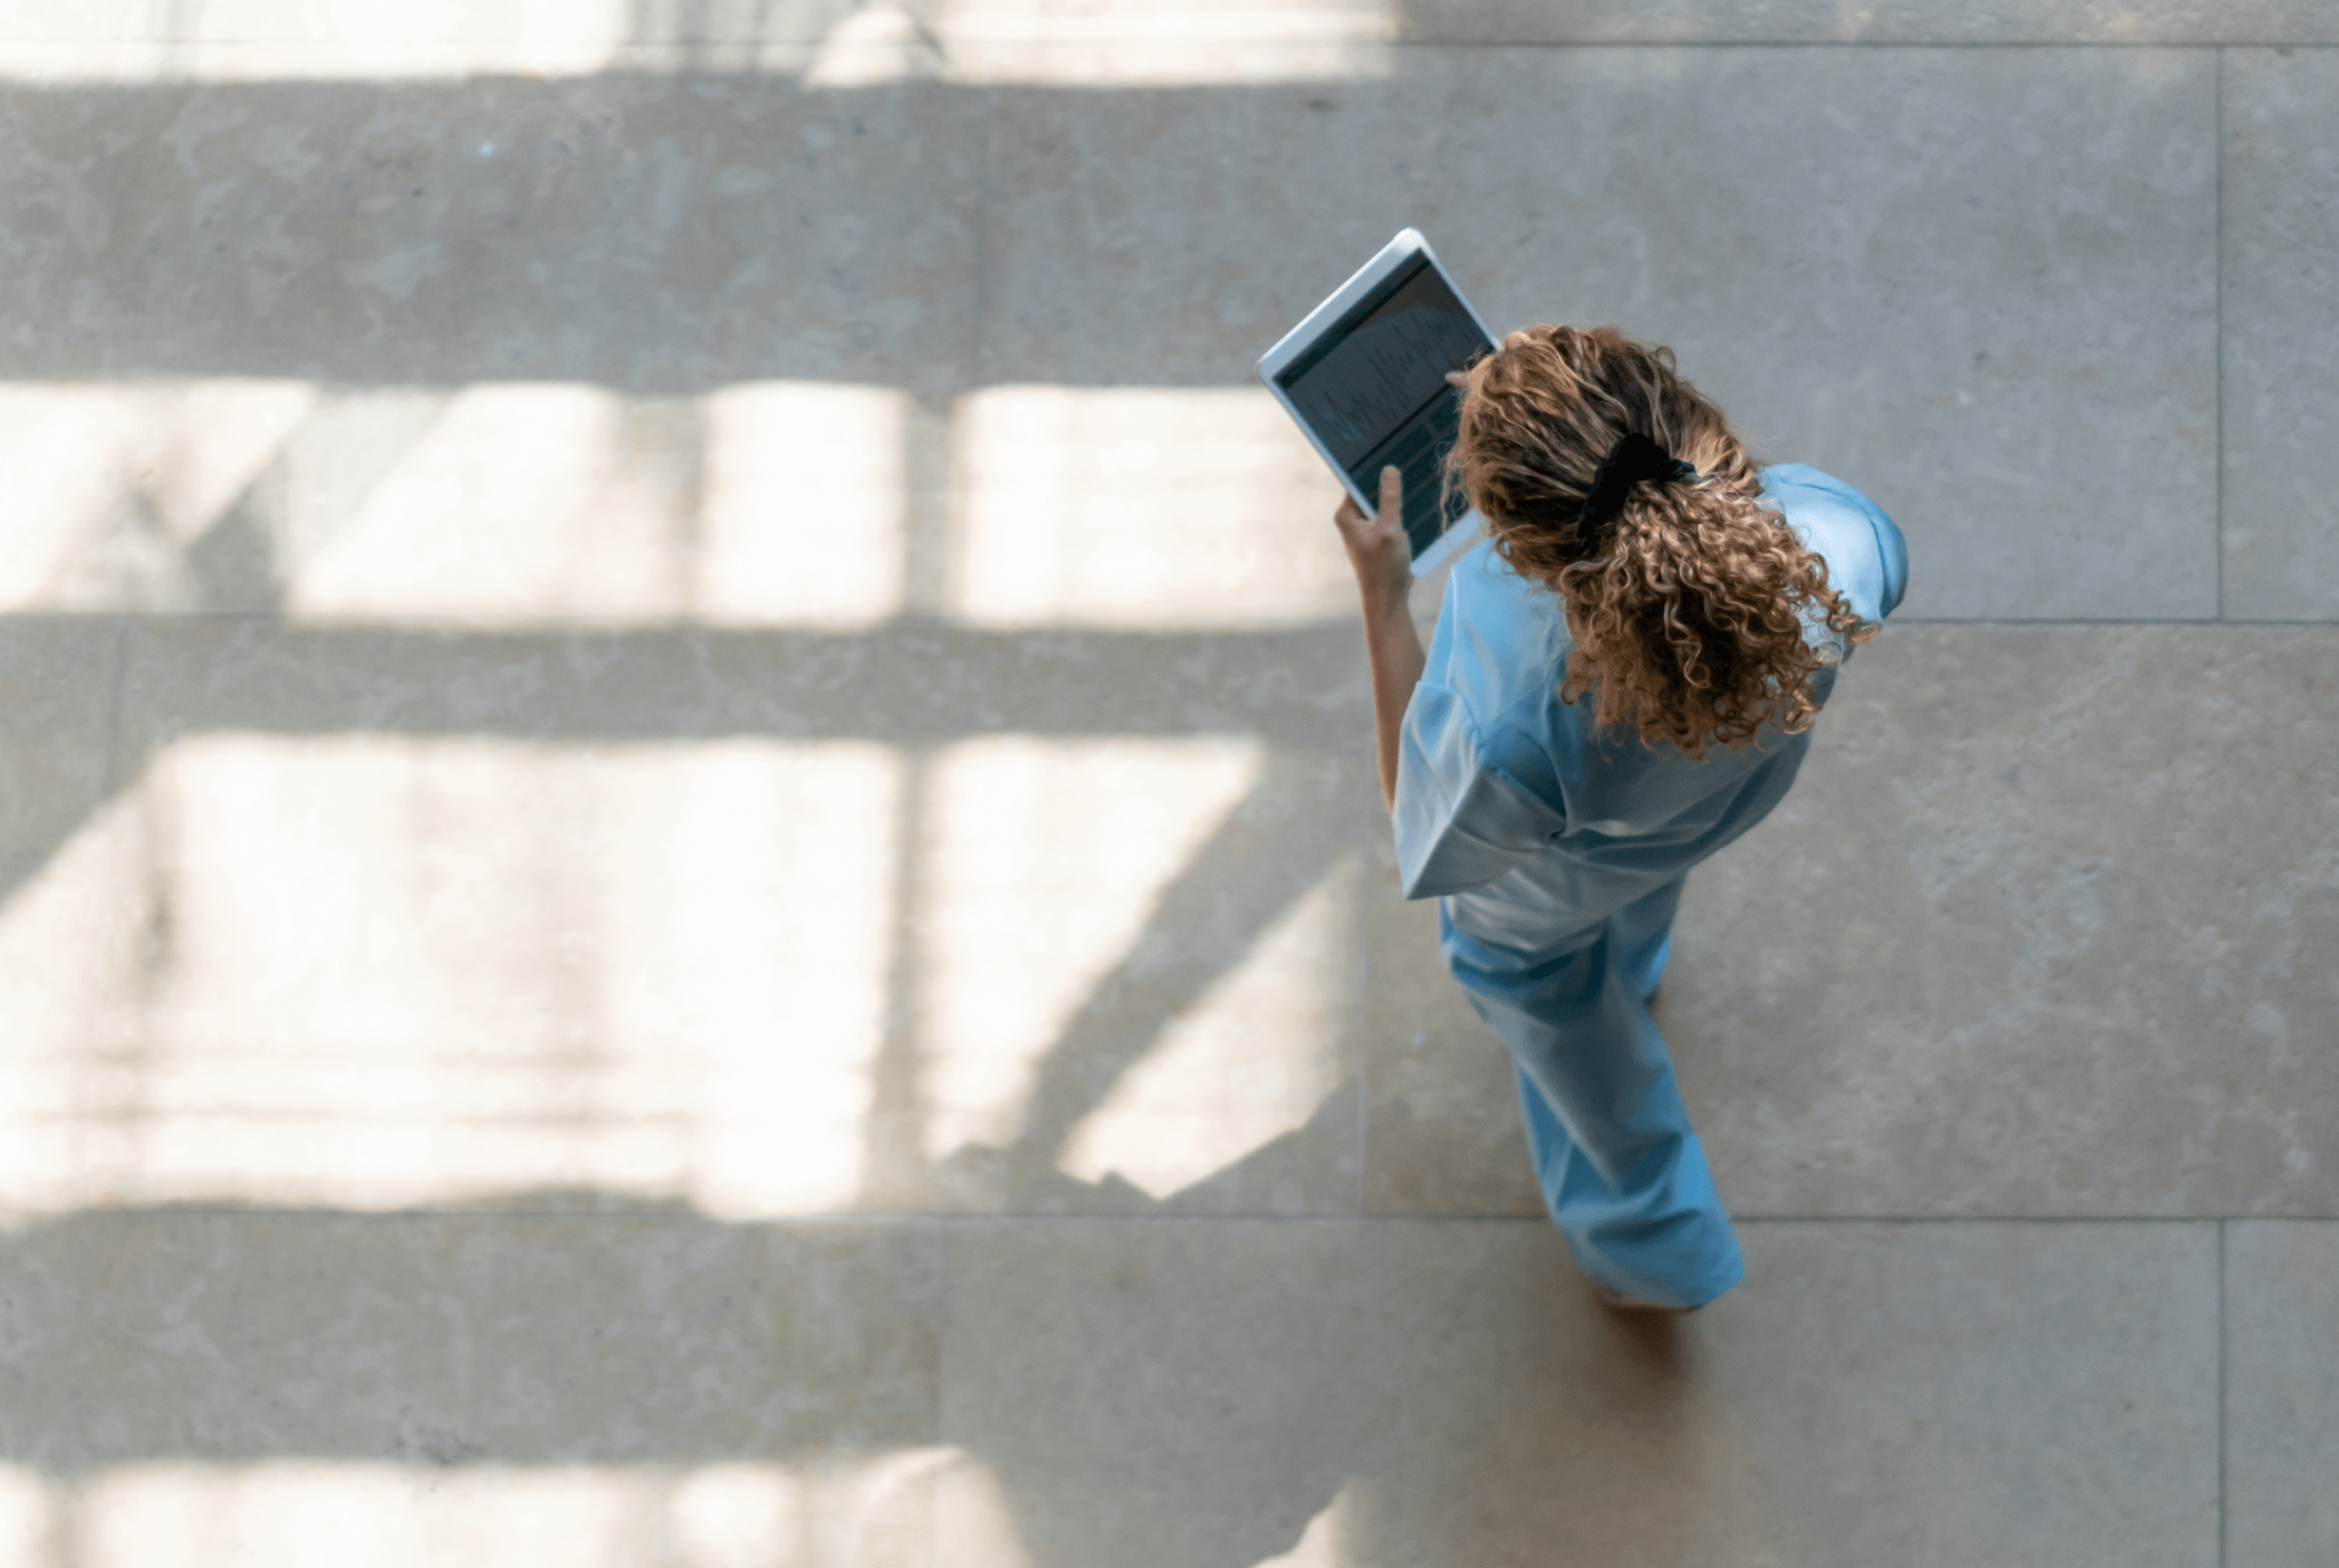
<box><xmin>1446</xmin><ymin>325</ymin><xmax>1870</xmax><ymax>759</ymax></box>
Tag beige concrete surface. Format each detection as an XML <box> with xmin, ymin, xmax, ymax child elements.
<box><xmin>1681</xmin><ymin>627</ymin><xmax>2339</xmax><ymax>1218</ymax></box>
<box><xmin>1370</xmin><ymin>625</ymin><xmax>2339</xmax><ymax>1220</ymax></box>
<box><xmin>1</xmin><ymin>3</ymin><xmax>2334</xmax><ymax>1565</ymax></box>
<box><xmin>2</xmin><ymin>50</ymin><xmax>2219</xmax><ymax>618</ymax></box>
<box><xmin>2226</xmin><ymin>1221</ymin><xmax>2339</xmax><ymax>1565</ymax></box>
<box><xmin>2221</xmin><ymin>48</ymin><xmax>2339</xmax><ymax>620</ymax></box>
<box><xmin>986</xmin><ymin>48</ymin><xmax>2219</xmax><ymax>619</ymax></box>
<box><xmin>939</xmin><ymin>1219</ymin><xmax>2218</xmax><ymax>1568</ymax></box>
<box><xmin>1398</xmin><ymin>0</ymin><xmax>2339</xmax><ymax>44</ymax></box>
<box><xmin>8</xmin><ymin>0</ymin><xmax>2338</xmax><ymax>54</ymax></box>
<box><xmin>0</xmin><ymin>73</ymin><xmax>985</xmax><ymax>396</ymax></box>
<box><xmin>0</xmin><ymin>1213</ymin><xmax>946</xmax><ymax>1565</ymax></box>
<box><xmin>0</xmin><ymin>621</ymin><xmax>116</xmax><ymax>877</ymax></box>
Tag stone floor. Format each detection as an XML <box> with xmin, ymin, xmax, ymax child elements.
<box><xmin>1</xmin><ymin>3</ymin><xmax>2336</xmax><ymax>1565</ymax></box>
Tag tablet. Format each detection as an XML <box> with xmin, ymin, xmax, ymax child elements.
<box><xmin>1258</xmin><ymin>229</ymin><xmax>1497</xmax><ymax>573</ymax></box>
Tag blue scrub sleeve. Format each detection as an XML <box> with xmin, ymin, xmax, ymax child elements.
<box><xmin>1871</xmin><ymin>507</ymin><xmax>1909</xmax><ymax>618</ymax></box>
<box><xmin>1393</xmin><ymin>681</ymin><xmax>1565</xmax><ymax>900</ymax></box>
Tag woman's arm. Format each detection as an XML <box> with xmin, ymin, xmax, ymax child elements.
<box><xmin>1332</xmin><ymin>466</ymin><xmax>1426</xmax><ymax>811</ymax></box>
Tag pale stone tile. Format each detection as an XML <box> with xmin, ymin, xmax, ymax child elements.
<box><xmin>1400</xmin><ymin>0</ymin><xmax>2339</xmax><ymax>43</ymax></box>
<box><xmin>0</xmin><ymin>377</ymin><xmax>917</xmax><ymax>625</ymax></box>
<box><xmin>943</xmin><ymin>36</ymin><xmax>1393</xmax><ymax>87</ymax></box>
<box><xmin>0</xmin><ymin>1212</ymin><xmax>943</xmax><ymax>1565</ymax></box>
<box><xmin>0</xmin><ymin>618</ymin><xmax>117</xmax><ymax>880</ymax></box>
<box><xmin>14</xmin><ymin>0</ymin><xmax>2321</xmax><ymax>55</ymax></box>
<box><xmin>884</xmin><ymin>735</ymin><xmax>1373</xmax><ymax>1217</ymax></box>
<box><xmin>60</xmin><ymin>733</ymin><xmax>905</xmax><ymax>1216</ymax></box>
<box><xmin>0</xmin><ymin>621</ymin><xmax>130</xmax><ymax>1211</ymax></box>
<box><xmin>57</xmin><ymin>1459</ymin><xmax>948</xmax><ymax>1568</ymax></box>
<box><xmin>0</xmin><ymin>379</ymin><xmax>318</xmax><ymax>613</ymax></box>
<box><xmin>1055</xmin><ymin>856</ymin><xmax>1363</xmax><ymax>1207</ymax></box>
<box><xmin>940</xmin><ymin>0</ymin><xmax>1390</xmax><ymax>45</ymax></box>
<box><xmin>697</xmin><ymin>381</ymin><xmax>913</xmax><ymax>628</ymax></box>
<box><xmin>1677</xmin><ymin>626</ymin><xmax>2339</xmax><ymax>1216</ymax></box>
<box><xmin>102</xmin><ymin>617</ymin><xmax>1372</xmax><ymax>1215</ymax></box>
<box><xmin>985</xmin><ymin>47</ymin><xmax>2218</xmax><ymax>618</ymax></box>
<box><xmin>915</xmin><ymin>738</ymin><xmax>1264</xmax><ymax>1159</ymax></box>
<box><xmin>0</xmin><ymin>74</ymin><xmax>982</xmax><ymax>398</ymax></box>
<box><xmin>0</xmin><ymin>0</ymin><xmax>900</xmax><ymax>47</ymax></box>
<box><xmin>114</xmin><ymin>612</ymin><xmax>1366</xmax><ymax>751</ymax></box>
<box><xmin>1360</xmin><ymin>625</ymin><xmax>2339</xmax><ymax>1220</ymax></box>
<box><xmin>2</xmin><ymin>379</ymin><xmax>1350</xmax><ymax>626</ymax></box>
<box><xmin>2226</xmin><ymin>1221</ymin><xmax>2339</xmax><ymax>1565</ymax></box>
<box><xmin>94</xmin><ymin>619</ymin><xmax>915</xmax><ymax>1215</ymax></box>
<box><xmin>910</xmin><ymin>737</ymin><xmax>1369</xmax><ymax>1215</ymax></box>
<box><xmin>2221</xmin><ymin>49</ymin><xmax>2339</xmax><ymax>620</ymax></box>
<box><xmin>939</xmin><ymin>1218</ymin><xmax>2217</xmax><ymax>1568</ymax></box>
<box><xmin>0</xmin><ymin>3</ymin><xmax>947</xmax><ymax>80</ymax></box>
<box><xmin>948</xmin><ymin>386</ymin><xmax>1356</xmax><ymax>630</ymax></box>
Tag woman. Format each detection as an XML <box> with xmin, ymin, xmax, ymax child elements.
<box><xmin>1332</xmin><ymin>325</ymin><xmax>1908</xmax><ymax>1311</ymax></box>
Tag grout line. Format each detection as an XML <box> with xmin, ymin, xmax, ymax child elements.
<box><xmin>30</xmin><ymin>35</ymin><xmax>2339</xmax><ymax>49</ymax></box>
<box><xmin>2218</xmin><ymin>1218</ymin><xmax>2229</xmax><ymax>1568</ymax></box>
<box><xmin>1731</xmin><ymin>1214</ymin><xmax>2244</xmax><ymax>1225</ymax></box>
<box><xmin>35</xmin><ymin>1208</ymin><xmax>2339</xmax><ymax>1234</ymax></box>
<box><xmin>948</xmin><ymin>38</ymin><xmax>2339</xmax><ymax>55</ymax></box>
<box><xmin>11</xmin><ymin>611</ymin><xmax>2339</xmax><ymax>631</ymax></box>
<box><xmin>1376</xmin><ymin>38</ymin><xmax>2339</xmax><ymax>49</ymax></box>
<box><xmin>1894</xmin><ymin>616</ymin><xmax>2339</xmax><ymax>627</ymax></box>
<box><xmin>2215</xmin><ymin>46</ymin><xmax>2227</xmax><ymax>623</ymax></box>
<box><xmin>1890</xmin><ymin>616</ymin><xmax>2222</xmax><ymax>626</ymax></box>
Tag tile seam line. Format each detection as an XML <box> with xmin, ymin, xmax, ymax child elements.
<box><xmin>2215</xmin><ymin>45</ymin><xmax>2226</xmax><ymax>622</ymax></box>
<box><xmin>13</xmin><ymin>613</ymin><xmax>2339</xmax><ymax>630</ymax></box>
<box><xmin>1385</xmin><ymin>37</ymin><xmax>2322</xmax><ymax>48</ymax></box>
<box><xmin>2218</xmin><ymin>1218</ymin><xmax>2228</xmax><ymax>1568</ymax></box>
<box><xmin>9</xmin><ymin>36</ymin><xmax>2316</xmax><ymax>46</ymax></box>
<box><xmin>27</xmin><ymin>1210</ymin><xmax>2307</xmax><ymax>1223</ymax></box>
<box><xmin>0</xmin><ymin>40</ymin><xmax>2324</xmax><ymax>71</ymax></box>
<box><xmin>943</xmin><ymin>38</ymin><xmax>2288</xmax><ymax>52</ymax></box>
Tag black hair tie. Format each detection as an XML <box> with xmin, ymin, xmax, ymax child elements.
<box><xmin>1579</xmin><ymin>432</ymin><xmax>1698</xmax><ymax>537</ymax></box>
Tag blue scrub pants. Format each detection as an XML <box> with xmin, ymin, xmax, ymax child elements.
<box><xmin>1439</xmin><ymin>873</ymin><xmax>1743</xmax><ymax>1309</ymax></box>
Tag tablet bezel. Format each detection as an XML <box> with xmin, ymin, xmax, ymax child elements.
<box><xmin>1256</xmin><ymin>228</ymin><xmax>1499</xmax><ymax>574</ymax></box>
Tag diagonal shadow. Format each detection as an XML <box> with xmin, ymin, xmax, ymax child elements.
<box><xmin>969</xmin><ymin>745</ymin><xmax>1368</xmax><ymax>1194</ymax></box>
<box><xmin>0</xmin><ymin>617</ymin><xmax>125</xmax><ymax>904</ymax></box>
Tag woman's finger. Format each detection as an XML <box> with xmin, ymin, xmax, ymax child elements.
<box><xmin>1377</xmin><ymin>464</ymin><xmax>1403</xmax><ymax>522</ymax></box>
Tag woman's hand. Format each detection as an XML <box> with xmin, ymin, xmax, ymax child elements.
<box><xmin>1333</xmin><ymin>465</ymin><xmax>1412</xmax><ymax>616</ymax></box>
<box><xmin>1332</xmin><ymin>464</ymin><xmax>1427</xmax><ymax>811</ymax></box>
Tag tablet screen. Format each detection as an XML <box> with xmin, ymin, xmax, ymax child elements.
<box><xmin>1273</xmin><ymin>255</ymin><xmax>1491</xmax><ymax>556</ymax></box>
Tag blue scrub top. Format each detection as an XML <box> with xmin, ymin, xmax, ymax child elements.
<box><xmin>1393</xmin><ymin>464</ymin><xmax>1909</xmax><ymax>948</ymax></box>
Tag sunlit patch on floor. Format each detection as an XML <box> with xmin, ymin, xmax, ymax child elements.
<box><xmin>0</xmin><ymin>0</ymin><xmax>1394</xmax><ymax>82</ymax></box>
<box><xmin>282</xmin><ymin>381</ymin><xmax>910</xmax><ymax>628</ymax></box>
<box><xmin>1252</xmin><ymin>1483</ymin><xmax>1357</xmax><ymax>1567</ymax></box>
<box><xmin>0</xmin><ymin>1453</ymin><xmax>951</xmax><ymax>1568</ymax></box>
<box><xmin>917</xmin><ymin>735</ymin><xmax>1267</xmax><ymax>1166</ymax></box>
<box><xmin>0</xmin><ymin>735</ymin><xmax>901</xmax><ymax>1216</ymax></box>
<box><xmin>950</xmin><ymin>386</ymin><xmax>1351</xmax><ymax>630</ymax></box>
<box><xmin>696</xmin><ymin>382</ymin><xmax>910</xmax><ymax>629</ymax></box>
<box><xmin>1058</xmin><ymin>854</ymin><xmax>1356</xmax><ymax>1201</ymax></box>
<box><xmin>0</xmin><ymin>380</ymin><xmax>315</xmax><ymax>612</ymax></box>
<box><xmin>0</xmin><ymin>380</ymin><xmax>910</xmax><ymax>627</ymax></box>
<box><xmin>937</xmin><ymin>0</ymin><xmax>1395</xmax><ymax>86</ymax></box>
